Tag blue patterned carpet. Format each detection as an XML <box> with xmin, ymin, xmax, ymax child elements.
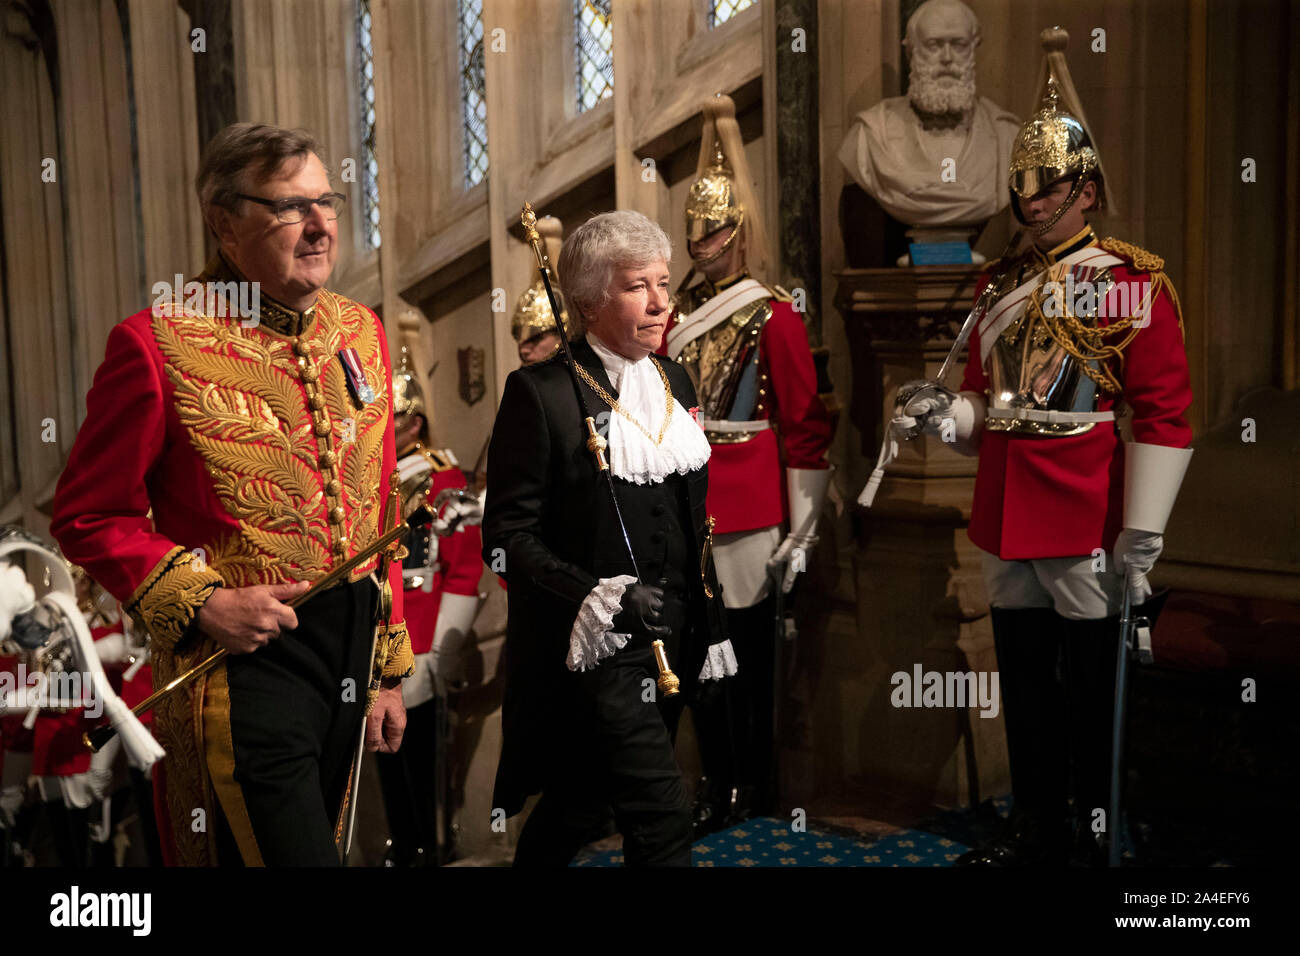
<box><xmin>571</xmin><ymin>800</ymin><xmax>1017</xmax><ymax>867</ymax></box>
<box><xmin>569</xmin><ymin>793</ymin><xmax>1255</xmax><ymax>867</ymax></box>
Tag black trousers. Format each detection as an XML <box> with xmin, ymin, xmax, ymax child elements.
<box><xmin>691</xmin><ymin>596</ymin><xmax>777</xmax><ymax>811</ymax></box>
<box><xmin>514</xmin><ymin>622</ymin><xmax>693</xmax><ymax>868</ymax></box>
<box><xmin>220</xmin><ymin>580</ymin><xmax>374</xmax><ymax>866</ymax></box>
<box><xmin>375</xmin><ymin>696</ymin><xmax>440</xmax><ymax>861</ymax></box>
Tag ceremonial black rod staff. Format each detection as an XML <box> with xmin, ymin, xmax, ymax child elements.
<box><xmin>519</xmin><ymin>202</ymin><xmax>680</xmax><ymax>697</ymax></box>
<box><xmin>83</xmin><ymin>517</ymin><xmax>412</xmax><ymax>753</ymax></box>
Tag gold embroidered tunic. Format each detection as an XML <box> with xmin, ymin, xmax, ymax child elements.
<box><xmin>51</xmin><ymin>254</ymin><xmax>411</xmax><ymax>865</ymax></box>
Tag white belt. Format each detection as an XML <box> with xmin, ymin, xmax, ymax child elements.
<box><xmin>702</xmin><ymin>419</ymin><xmax>771</xmax><ymax>434</ymax></box>
<box><xmin>986</xmin><ymin>408</ymin><xmax>1115</xmax><ymax>425</ymax></box>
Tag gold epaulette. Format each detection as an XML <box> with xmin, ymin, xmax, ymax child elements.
<box><xmin>1100</xmin><ymin>238</ymin><xmax>1165</xmax><ymax>273</ymax></box>
<box><xmin>1101</xmin><ymin>239</ymin><xmax>1185</xmax><ymax>343</ymax></box>
<box><xmin>767</xmin><ymin>283</ymin><xmax>793</xmax><ymax>303</ymax></box>
<box><xmin>418</xmin><ymin>446</ymin><xmax>459</xmax><ymax>473</ymax></box>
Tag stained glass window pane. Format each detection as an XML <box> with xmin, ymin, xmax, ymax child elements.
<box><xmin>459</xmin><ymin>0</ymin><xmax>488</xmax><ymax>188</ymax></box>
<box><xmin>356</xmin><ymin>0</ymin><xmax>381</xmax><ymax>249</ymax></box>
<box><xmin>575</xmin><ymin>0</ymin><xmax>613</xmax><ymax>113</ymax></box>
<box><xmin>710</xmin><ymin>0</ymin><xmax>756</xmax><ymax>29</ymax></box>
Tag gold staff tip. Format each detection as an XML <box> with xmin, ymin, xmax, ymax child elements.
<box><xmin>520</xmin><ymin>202</ymin><xmax>539</xmax><ymax>242</ymax></box>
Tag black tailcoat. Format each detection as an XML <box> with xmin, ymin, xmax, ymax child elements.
<box><xmin>482</xmin><ymin>337</ymin><xmax>727</xmax><ymax>816</ymax></box>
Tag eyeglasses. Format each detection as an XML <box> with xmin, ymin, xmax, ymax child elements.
<box><xmin>236</xmin><ymin>192</ymin><xmax>347</xmax><ymax>224</ymax></box>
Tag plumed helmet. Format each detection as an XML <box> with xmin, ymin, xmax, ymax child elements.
<box><xmin>684</xmin><ymin>93</ymin><xmax>770</xmax><ymax>276</ymax></box>
<box><xmin>510</xmin><ymin>279</ymin><xmax>570</xmax><ymax>343</ymax></box>
<box><xmin>686</xmin><ymin>138</ymin><xmax>742</xmax><ymax>242</ymax></box>
<box><xmin>392</xmin><ymin>345</ymin><xmax>425</xmax><ymax>427</ymax></box>
<box><xmin>1008</xmin><ymin>27</ymin><xmax>1112</xmax><ymax>228</ymax></box>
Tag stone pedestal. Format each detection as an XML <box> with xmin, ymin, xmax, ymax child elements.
<box><xmin>834</xmin><ymin>266</ymin><xmax>1009</xmax><ymax>811</ymax></box>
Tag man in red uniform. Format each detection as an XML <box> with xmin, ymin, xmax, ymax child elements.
<box><xmin>375</xmin><ymin>351</ymin><xmax>481</xmax><ymax>865</ymax></box>
<box><xmin>27</xmin><ymin>575</ymin><xmax>143</xmax><ymax>867</ymax></box>
<box><xmin>892</xmin><ymin>31</ymin><xmax>1193</xmax><ymax>865</ymax></box>
<box><xmin>659</xmin><ymin>95</ymin><xmax>833</xmax><ymax>828</ymax></box>
<box><xmin>50</xmin><ymin>123</ymin><xmax>412</xmax><ymax>866</ymax></box>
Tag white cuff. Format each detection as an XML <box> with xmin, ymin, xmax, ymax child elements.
<box><xmin>697</xmin><ymin>639</ymin><xmax>739</xmax><ymax>681</ymax></box>
<box><xmin>786</xmin><ymin>467</ymin><xmax>832</xmax><ymax>539</ymax></box>
<box><xmin>1123</xmin><ymin>441</ymin><xmax>1194</xmax><ymax>534</ymax></box>
<box><xmin>952</xmin><ymin>392</ymin><xmax>984</xmax><ymax>444</ymax></box>
<box><xmin>567</xmin><ymin>574</ymin><xmax>637</xmax><ymax>672</ymax></box>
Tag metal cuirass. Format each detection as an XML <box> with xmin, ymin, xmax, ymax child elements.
<box><xmin>398</xmin><ymin>453</ymin><xmax>439</xmax><ymax>589</ymax></box>
<box><xmin>675</xmin><ymin>289</ymin><xmax>772</xmax><ymax>441</ymax></box>
<box><xmin>984</xmin><ymin>266</ymin><xmax>1115</xmax><ymax>437</ymax></box>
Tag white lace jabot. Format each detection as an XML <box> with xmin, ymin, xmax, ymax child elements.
<box><xmin>587</xmin><ymin>335</ymin><xmax>710</xmax><ymax>485</ymax></box>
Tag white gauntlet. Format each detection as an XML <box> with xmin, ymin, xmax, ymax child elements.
<box><xmin>1116</xmin><ymin>441</ymin><xmax>1194</xmax><ymax>602</ymax></box>
<box><xmin>766</xmin><ymin>467</ymin><xmax>832</xmax><ymax>594</ymax></box>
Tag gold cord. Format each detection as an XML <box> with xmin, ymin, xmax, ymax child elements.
<box><xmin>1023</xmin><ymin>263</ymin><xmax>1153</xmax><ymax>394</ymax></box>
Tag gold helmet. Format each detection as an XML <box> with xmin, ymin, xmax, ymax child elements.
<box><xmin>510</xmin><ymin>279</ymin><xmax>570</xmax><ymax>344</ymax></box>
<box><xmin>686</xmin><ymin>139</ymin><xmax>742</xmax><ymax>243</ymax></box>
<box><xmin>1008</xmin><ymin>27</ymin><xmax>1112</xmax><ymax>232</ymax></box>
<box><xmin>685</xmin><ymin>93</ymin><xmax>770</xmax><ymax>275</ymax></box>
<box><xmin>392</xmin><ymin>345</ymin><xmax>425</xmax><ymax>428</ymax></box>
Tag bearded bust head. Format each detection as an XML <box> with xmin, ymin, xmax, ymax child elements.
<box><xmin>904</xmin><ymin>0</ymin><xmax>980</xmax><ymax>122</ymax></box>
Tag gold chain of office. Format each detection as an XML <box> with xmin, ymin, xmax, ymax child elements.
<box><xmin>575</xmin><ymin>361</ymin><xmax>675</xmax><ymax>446</ymax></box>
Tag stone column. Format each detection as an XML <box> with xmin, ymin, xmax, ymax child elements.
<box><xmin>773</xmin><ymin>0</ymin><xmax>821</xmax><ymax>344</ymax></box>
<box><xmin>182</xmin><ymin>0</ymin><xmax>235</xmax><ymax>157</ymax></box>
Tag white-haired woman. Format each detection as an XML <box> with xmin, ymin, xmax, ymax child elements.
<box><xmin>482</xmin><ymin>210</ymin><xmax>733</xmax><ymax>867</ymax></box>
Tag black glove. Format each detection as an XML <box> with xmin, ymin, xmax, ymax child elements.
<box><xmin>612</xmin><ymin>583</ymin><xmax>671</xmax><ymax>641</ymax></box>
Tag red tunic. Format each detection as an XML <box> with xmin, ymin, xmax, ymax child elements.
<box><xmin>405</xmin><ymin>467</ymin><xmax>483</xmax><ymax>656</ymax></box>
<box><xmin>660</xmin><ymin>299</ymin><xmax>832</xmax><ymax>535</ymax></box>
<box><xmin>0</xmin><ymin>655</ymin><xmax>32</xmax><ymax>782</ymax></box>
<box><xmin>50</xmin><ymin>303</ymin><xmax>405</xmax><ymax>625</ymax></box>
<box><xmin>49</xmin><ymin>284</ymin><xmax>406</xmax><ymax>866</ymax></box>
<box><xmin>960</xmin><ymin>250</ymin><xmax>1193</xmax><ymax>560</ymax></box>
<box><xmin>0</xmin><ymin>623</ymin><xmax>135</xmax><ymax>780</ymax></box>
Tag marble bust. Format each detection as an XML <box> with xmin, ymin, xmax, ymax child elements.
<box><xmin>838</xmin><ymin>0</ymin><xmax>1020</xmax><ymax>229</ymax></box>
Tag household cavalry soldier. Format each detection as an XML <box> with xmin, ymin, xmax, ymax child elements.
<box><xmin>659</xmin><ymin>94</ymin><xmax>834</xmax><ymax>830</ymax></box>
<box><xmin>511</xmin><ymin>278</ymin><xmax>570</xmax><ymax>366</ymax></box>
<box><xmin>376</xmin><ymin>348</ymin><xmax>482</xmax><ymax>865</ymax></box>
<box><xmin>51</xmin><ymin>124</ymin><xmax>413</xmax><ymax>866</ymax></box>
<box><xmin>511</xmin><ymin>215</ymin><xmax>571</xmax><ymax>367</ymax></box>
<box><xmin>891</xmin><ymin>29</ymin><xmax>1194</xmax><ymax>865</ymax></box>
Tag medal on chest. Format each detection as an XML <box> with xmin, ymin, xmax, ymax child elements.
<box><xmin>338</xmin><ymin>347</ymin><xmax>375</xmax><ymax>407</ymax></box>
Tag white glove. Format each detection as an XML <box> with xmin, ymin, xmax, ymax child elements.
<box><xmin>767</xmin><ymin>532</ymin><xmax>817</xmax><ymax>595</ymax></box>
<box><xmin>766</xmin><ymin>467</ymin><xmax>833</xmax><ymax>595</ymax></box>
<box><xmin>890</xmin><ymin>380</ymin><xmax>955</xmax><ymax>441</ymax></box>
<box><xmin>890</xmin><ymin>380</ymin><xmax>983</xmax><ymax>452</ymax></box>
<box><xmin>1113</xmin><ymin>528</ymin><xmax>1163</xmax><ymax>605</ymax></box>
<box><xmin>430</xmin><ymin>592</ymin><xmax>480</xmax><ymax>695</ymax></box>
<box><xmin>430</xmin><ymin>489</ymin><xmax>484</xmax><ymax>537</ymax></box>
